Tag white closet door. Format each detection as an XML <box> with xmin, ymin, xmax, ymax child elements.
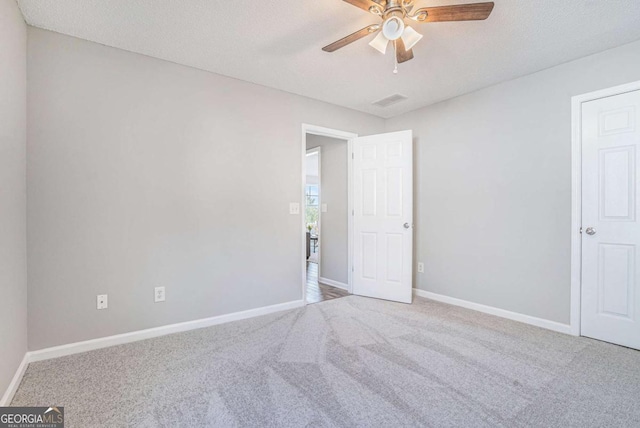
<box><xmin>581</xmin><ymin>89</ymin><xmax>640</xmax><ymax>350</ymax></box>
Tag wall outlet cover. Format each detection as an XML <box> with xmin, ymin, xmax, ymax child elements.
<box><xmin>97</xmin><ymin>294</ymin><xmax>108</xmax><ymax>310</ymax></box>
<box><xmin>289</xmin><ymin>202</ymin><xmax>300</xmax><ymax>215</ymax></box>
<box><xmin>155</xmin><ymin>286</ymin><xmax>166</xmax><ymax>303</ymax></box>
<box><xmin>417</xmin><ymin>262</ymin><xmax>424</xmax><ymax>273</ymax></box>
<box><xmin>321</xmin><ymin>203</ymin><xmax>328</xmax><ymax>212</ymax></box>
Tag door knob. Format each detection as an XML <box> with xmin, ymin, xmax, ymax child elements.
<box><xmin>585</xmin><ymin>227</ymin><xmax>596</xmax><ymax>236</ymax></box>
<box><xmin>403</xmin><ymin>223</ymin><xmax>411</xmax><ymax>229</ymax></box>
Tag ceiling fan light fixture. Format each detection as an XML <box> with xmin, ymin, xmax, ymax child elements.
<box><xmin>401</xmin><ymin>25</ymin><xmax>423</xmax><ymax>50</ymax></box>
<box><xmin>369</xmin><ymin>31</ymin><xmax>389</xmax><ymax>54</ymax></box>
<box><xmin>323</xmin><ymin>0</ymin><xmax>496</xmax><ymax>66</ymax></box>
<box><xmin>381</xmin><ymin>15</ymin><xmax>405</xmax><ymax>41</ymax></box>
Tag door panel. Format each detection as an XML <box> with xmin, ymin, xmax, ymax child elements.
<box><xmin>599</xmin><ymin>146</ymin><xmax>635</xmax><ymax>220</ymax></box>
<box><xmin>581</xmin><ymin>90</ymin><xmax>640</xmax><ymax>350</ymax></box>
<box><xmin>353</xmin><ymin>130</ymin><xmax>413</xmax><ymax>303</ymax></box>
<box><xmin>362</xmin><ymin>233</ymin><xmax>377</xmax><ymax>279</ymax></box>
<box><xmin>598</xmin><ymin>243</ymin><xmax>635</xmax><ymax>318</ymax></box>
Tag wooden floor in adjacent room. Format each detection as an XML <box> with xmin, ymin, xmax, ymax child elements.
<box><xmin>306</xmin><ymin>262</ymin><xmax>349</xmax><ymax>304</ymax></box>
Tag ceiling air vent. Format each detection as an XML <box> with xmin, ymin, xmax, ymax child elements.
<box><xmin>372</xmin><ymin>94</ymin><xmax>408</xmax><ymax>108</ymax></box>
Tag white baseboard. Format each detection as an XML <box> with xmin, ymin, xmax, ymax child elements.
<box><xmin>413</xmin><ymin>289</ymin><xmax>572</xmax><ymax>335</ymax></box>
<box><xmin>318</xmin><ymin>277</ymin><xmax>349</xmax><ymax>291</ymax></box>
<box><xmin>26</xmin><ymin>299</ymin><xmax>304</xmax><ymax>363</ymax></box>
<box><xmin>2</xmin><ymin>299</ymin><xmax>304</xmax><ymax>402</ymax></box>
<box><xmin>0</xmin><ymin>353</ymin><xmax>29</xmax><ymax>406</ymax></box>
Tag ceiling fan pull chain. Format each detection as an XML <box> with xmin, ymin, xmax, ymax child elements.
<box><xmin>393</xmin><ymin>41</ymin><xmax>399</xmax><ymax>74</ymax></box>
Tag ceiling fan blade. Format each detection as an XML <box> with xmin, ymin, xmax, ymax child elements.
<box><xmin>412</xmin><ymin>2</ymin><xmax>494</xmax><ymax>22</ymax></box>
<box><xmin>322</xmin><ymin>25</ymin><xmax>380</xmax><ymax>52</ymax></box>
<box><xmin>342</xmin><ymin>0</ymin><xmax>385</xmax><ymax>15</ymax></box>
<box><xmin>395</xmin><ymin>39</ymin><xmax>414</xmax><ymax>63</ymax></box>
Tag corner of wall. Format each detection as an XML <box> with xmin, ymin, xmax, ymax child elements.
<box><xmin>0</xmin><ymin>0</ymin><xmax>29</xmax><ymax>404</ymax></box>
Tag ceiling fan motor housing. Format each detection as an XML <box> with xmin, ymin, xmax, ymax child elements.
<box><xmin>386</xmin><ymin>0</ymin><xmax>415</xmax><ymax>17</ymax></box>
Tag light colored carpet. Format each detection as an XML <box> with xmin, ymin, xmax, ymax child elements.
<box><xmin>11</xmin><ymin>295</ymin><xmax>640</xmax><ymax>427</ymax></box>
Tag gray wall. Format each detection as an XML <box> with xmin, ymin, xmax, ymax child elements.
<box><xmin>27</xmin><ymin>28</ymin><xmax>383</xmax><ymax>351</ymax></box>
<box><xmin>306</xmin><ymin>135</ymin><xmax>348</xmax><ymax>285</ymax></box>
<box><xmin>20</xmin><ymin>24</ymin><xmax>640</xmax><ymax>353</ymax></box>
<box><xmin>0</xmin><ymin>0</ymin><xmax>27</xmax><ymax>398</ymax></box>
<box><xmin>387</xmin><ymin>40</ymin><xmax>640</xmax><ymax>324</ymax></box>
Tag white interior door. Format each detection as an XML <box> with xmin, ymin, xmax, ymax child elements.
<box><xmin>581</xmin><ymin>89</ymin><xmax>640</xmax><ymax>350</ymax></box>
<box><xmin>352</xmin><ymin>130</ymin><xmax>413</xmax><ymax>303</ymax></box>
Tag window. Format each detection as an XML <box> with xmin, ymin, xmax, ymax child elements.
<box><xmin>305</xmin><ymin>184</ymin><xmax>319</xmax><ymax>234</ymax></box>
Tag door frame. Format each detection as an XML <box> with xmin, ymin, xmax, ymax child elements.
<box><xmin>301</xmin><ymin>124</ymin><xmax>358</xmax><ymax>304</ymax></box>
<box><xmin>305</xmin><ymin>146</ymin><xmax>322</xmax><ymax>269</ymax></box>
<box><xmin>570</xmin><ymin>80</ymin><xmax>640</xmax><ymax>336</ymax></box>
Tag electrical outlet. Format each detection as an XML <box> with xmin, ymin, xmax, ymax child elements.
<box><xmin>417</xmin><ymin>262</ymin><xmax>424</xmax><ymax>273</ymax></box>
<box><xmin>155</xmin><ymin>286</ymin><xmax>166</xmax><ymax>303</ymax></box>
<box><xmin>289</xmin><ymin>202</ymin><xmax>300</xmax><ymax>215</ymax></box>
<box><xmin>321</xmin><ymin>203</ymin><xmax>328</xmax><ymax>213</ymax></box>
<box><xmin>97</xmin><ymin>294</ymin><xmax>108</xmax><ymax>310</ymax></box>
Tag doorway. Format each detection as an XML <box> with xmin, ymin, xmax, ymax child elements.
<box><xmin>301</xmin><ymin>125</ymin><xmax>414</xmax><ymax>306</ymax></box>
<box><xmin>305</xmin><ymin>148</ymin><xmax>321</xmax><ymax>264</ymax></box>
<box><xmin>572</xmin><ymin>81</ymin><xmax>640</xmax><ymax>350</ymax></box>
<box><xmin>304</xmin><ymin>132</ymin><xmax>351</xmax><ymax>304</ymax></box>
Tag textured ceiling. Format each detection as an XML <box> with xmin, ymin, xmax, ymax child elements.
<box><xmin>17</xmin><ymin>0</ymin><xmax>640</xmax><ymax>118</ymax></box>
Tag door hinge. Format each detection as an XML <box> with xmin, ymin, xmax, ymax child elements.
<box><xmin>352</xmin><ymin>152</ymin><xmax>354</xmax><ymax>159</ymax></box>
<box><xmin>352</xmin><ymin>209</ymin><xmax>354</xmax><ymax>216</ymax></box>
<box><xmin>352</xmin><ymin>265</ymin><xmax>354</xmax><ymax>272</ymax></box>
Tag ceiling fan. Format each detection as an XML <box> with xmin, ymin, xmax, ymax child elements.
<box><xmin>323</xmin><ymin>1</ymin><xmax>494</xmax><ymax>67</ymax></box>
